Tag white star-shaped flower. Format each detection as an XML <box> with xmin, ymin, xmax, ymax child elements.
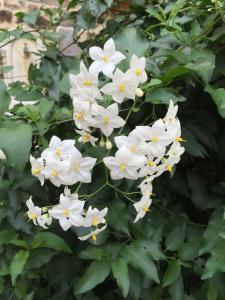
<box><xmin>103</xmin><ymin>146</ymin><xmax>145</xmax><ymax>180</ymax></box>
<box><xmin>101</xmin><ymin>69</ymin><xmax>138</xmax><ymax>103</ymax></box>
<box><xmin>78</xmin><ymin>225</ymin><xmax>107</xmax><ymax>242</ymax></box>
<box><xmin>82</xmin><ymin>206</ymin><xmax>108</xmax><ymax>227</ymax></box>
<box><xmin>30</xmin><ymin>156</ymin><xmax>45</xmax><ymax>186</ymax></box>
<box><xmin>26</xmin><ymin>197</ymin><xmax>42</xmax><ymax>226</ymax></box>
<box><xmin>69</xmin><ymin>61</ymin><xmax>102</xmax><ymax>100</ymax></box>
<box><xmin>76</xmin><ymin>129</ymin><xmax>98</xmax><ymax>146</ymax></box>
<box><xmin>89</xmin><ymin>38</ymin><xmax>125</xmax><ymax>77</ymax></box>
<box><xmin>133</xmin><ymin>196</ymin><xmax>152</xmax><ymax>223</ymax></box>
<box><xmin>73</xmin><ymin>100</ymin><xmax>94</xmax><ymax>131</ymax></box>
<box><xmin>127</xmin><ymin>54</ymin><xmax>147</xmax><ymax>84</ymax></box>
<box><xmin>94</xmin><ymin>103</ymin><xmax>125</xmax><ymax>137</ymax></box>
<box><xmin>50</xmin><ymin>188</ymin><xmax>85</xmax><ymax>231</ymax></box>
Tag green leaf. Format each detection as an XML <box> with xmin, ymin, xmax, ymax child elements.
<box><xmin>23</xmin><ymin>10</ymin><xmax>40</xmax><ymax>25</ymax></box>
<box><xmin>0</xmin><ymin>229</ymin><xmax>18</xmax><ymax>245</ymax></box>
<box><xmin>31</xmin><ymin>232</ymin><xmax>72</xmax><ymax>253</ymax></box>
<box><xmin>74</xmin><ymin>260</ymin><xmax>110</xmax><ymax>294</ymax></box>
<box><xmin>170</xmin><ymin>0</ymin><xmax>186</xmax><ymax>17</ymax></box>
<box><xmin>111</xmin><ymin>257</ymin><xmax>129</xmax><ymax>297</ymax></box>
<box><xmin>0</xmin><ymin>80</ymin><xmax>10</xmax><ymax>116</ymax></box>
<box><xmin>146</xmin><ymin>87</ymin><xmax>186</xmax><ymax>105</ymax></box>
<box><xmin>107</xmin><ymin>200</ymin><xmax>129</xmax><ymax>235</ymax></box>
<box><xmin>121</xmin><ymin>242</ymin><xmax>159</xmax><ymax>283</ymax></box>
<box><xmin>114</xmin><ymin>27</ymin><xmax>149</xmax><ymax>69</ymax></box>
<box><xmin>79</xmin><ymin>246</ymin><xmax>106</xmax><ymax>261</ymax></box>
<box><xmin>205</xmin><ymin>85</ymin><xmax>225</xmax><ymax>118</ymax></box>
<box><xmin>162</xmin><ymin>260</ymin><xmax>181</xmax><ymax>287</ymax></box>
<box><xmin>0</xmin><ymin>124</ymin><xmax>32</xmax><ymax>171</ymax></box>
<box><xmin>165</xmin><ymin>225</ymin><xmax>186</xmax><ymax>251</ymax></box>
<box><xmin>10</xmin><ymin>250</ymin><xmax>29</xmax><ymax>286</ymax></box>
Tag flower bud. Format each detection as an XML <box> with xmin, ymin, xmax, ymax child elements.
<box><xmin>100</xmin><ymin>137</ymin><xmax>105</xmax><ymax>147</ymax></box>
<box><xmin>106</xmin><ymin>139</ymin><xmax>112</xmax><ymax>150</ymax></box>
<box><xmin>135</xmin><ymin>88</ymin><xmax>144</xmax><ymax>97</ymax></box>
<box><xmin>42</xmin><ymin>207</ymin><xmax>49</xmax><ymax>212</ymax></box>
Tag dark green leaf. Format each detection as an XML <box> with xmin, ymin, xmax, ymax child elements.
<box><xmin>111</xmin><ymin>257</ymin><xmax>129</xmax><ymax>297</ymax></box>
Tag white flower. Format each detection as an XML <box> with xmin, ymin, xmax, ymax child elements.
<box><xmin>103</xmin><ymin>146</ymin><xmax>145</xmax><ymax>180</ymax></box>
<box><xmin>26</xmin><ymin>197</ymin><xmax>42</xmax><ymax>226</ymax></box>
<box><xmin>94</xmin><ymin>103</ymin><xmax>125</xmax><ymax>137</ymax></box>
<box><xmin>30</xmin><ymin>156</ymin><xmax>45</xmax><ymax>186</ymax></box>
<box><xmin>164</xmin><ymin>100</ymin><xmax>178</xmax><ymax>130</ymax></box>
<box><xmin>43</xmin><ymin>157</ymin><xmax>71</xmax><ymax>187</ymax></box>
<box><xmin>69</xmin><ymin>61</ymin><xmax>102</xmax><ymax>100</ymax></box>
<box><xmin>133</xmin><ymin>196</ymin><xmax>152</xmax><ymax>223</ymax></box>
<box><xmin>167</xmin><ymin>142</ymin><xmax>185</xmax><ymax>164</ymax></box>
<box><xmin>78</xmin><ymin>225</ymin><xmax>107</xmax><ymax>241</ymax></box>
<box><xmin>82</xmin><ymin>206</ymin><xmax>108</xmax><ymax>227</ymax></box>
<box><xmin>50</xmin><ymin>189</ymin><xmax>85</xmax><ymax>231</ymax></box>
<box><xmin>76</xmin><ymin>129</ymin><xmax>98</xmax><ymax>146</ymax></box>
<box><xmin>101</xmin><ymin>69</ymin><xmax>138</xmax><ymax>103</ymax></box>
<box><xmin>72</xmin><ymin>87</ymin><xmax>98</xmax><ymax>110</ymax></box>
<box><xmin>0</xmin><ymin>149</ymin><xmax>6</xmax><ymax>160</ymax></box>
<box><xmin>136</xmin><ymin>119</ymin><xmax>172</xmax><ymax>157</ymax></box>
<box><xmin>127</xmin><ymin>54</ymin><xmax>147</xmax><ymax>84</ymax></box>
<box><xmin>65</xmin><ymin>148</ymin><xmax>96</xmax><ymax>185</ymax></box>
<box><xmin>139</xmin><ymin>154</ymin><xmax>162</xmax><ymax>177</ymax></box>
<box><xmin>41</xmin><ymin>136</ymin><xmax>75</xmax><ymax>160</ymax></box>
<box><xmin>139</xmin><ymin>181</ymin><xmax>153</xmax><ymax>198</ymax></box>
<box><xmin>73</xmin><ymin>100</ymin><xmax>94</xmax><ymax>131</ymax></box>
<box><xmin>39</xmin><ymin>213</ymin><xmax>52</xmax><ymax>229</ymax></box>
<box><xmin>89</xmin><ymin>38</ymin><xmax>125</xmax><ymax>77</ymax></box>
<box><xmin>114</xmin><ymin>132</ymin><xmax>146</xmax><ymax>155</ymax></box>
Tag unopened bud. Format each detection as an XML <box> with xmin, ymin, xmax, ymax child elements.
<box><xmin>135</xmin><ymin>88</ymin><xmax>144</xmax><ymax>97</ymax></box>
<box><xmin>42</xmin><ymin>207</ymin><xmax>49</xmax><ymax>212</ymax></box>
<box><xmin>106</xmin><ymin>139</ymin><xmax>112</xmax><ymax>150</ymax></box>
<box><xmin>100</xmin><ymin>137</ymin><xmax>105</xmax><ymax>147</ymax></box>
<box><xmin>0</xmin><ymin>149</ymin><xmax>6</xmax><ymax>160</ymax></box>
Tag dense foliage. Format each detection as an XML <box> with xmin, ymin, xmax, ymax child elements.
<box><xmin>0</xmin><ymin>0</ymin><xmax>225</xmax><ymax>299</ymax></box>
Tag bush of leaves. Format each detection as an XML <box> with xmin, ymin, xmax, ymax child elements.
<box><xmin>0</xmin><ymin>0</ymin><xmax>225</xmax><ymax>299</ymax></box>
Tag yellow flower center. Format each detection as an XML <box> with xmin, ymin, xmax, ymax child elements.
<box><xmin>166</xmin><ymin>164</ymin><xmax>172</xmax><ymax>173</ymax></box>
<box><xmin>103</xmin><ymin>116</ymin><xmax>110</xmax><ymax>125</ymax></box>
<box><xmin>55</xmin><ymin>148</ymin><xmax>61</xmax><ymax>157</ymax></box>
<box><xmin>176</xmin><ymin>137</ymin><xmax>185</xmax><ymax>142</ymax></box>
<box><xmin>119</xmin><ymin>84</ymin><xmax>125</xmax><ymax>93</ymax></box>
<box><xmin>151</xmin><ymin>136</ymin><xmax>159</xmax><ymax>142</ymax></box>
<box><xmin>75</xmin><ymin>112</ymin><xmax>84</xmax><ymax>120</ymax></box>
<box><xmin>102</xmin><ymin>56</ymin><xmax>109</xmax><ymax>63</ymax></box>
<box><xmin>83</xmin><ymin>81</ymin><xmax>93</xmax><ymax>87</ymax></box>
<box><xmin>73</xmin><ymin>163</ymin><xmax>80</xmax><ymax>171</ymax></box>
<box><xmin>33</xmin><ymin>168</ymin><xmax>40</xmax><ymax>175</ymax></box>
<box><xmin>143</xmin><ymin>205</ymin><xmax>150</xmax><ymax>213</ymax></box>
<box><xmin>92</xmin><ymin>218</ymin><xmax>99</xmax><ymax>226</ymax></box>
<box><xmin>119</xmin><ymin>163</ymin><xmax>126</xmax><ymax>172</ymax></box>
<box><xmin>135</xmin><ymin>68</ymin><xmax>142</xmax><ymax>75</ymax></box>
<box><xmin>63</xmin><ymin>208</ymin><xmax>70</xmax><ymax>217</ymax></box>
<box><xmin>51</xmin><ymin>170</ymin><xmax>59</xmax><ymax>177</ymax></box>
<box><xmin>147</xmin><ymin>160</ymin><xmax>155</xmax><ymax>167</ymax></box>
<box><xmin>30</xmin><ymin>213</ymin><xmax>37</xmax><ymax>220</ymax></box>
<box><xmin>82</xmin><ymin>134</ymin><xmax>90</xmax><ymax>142</ymax></box>
<box><xmin>92</xmin><ymin>234</ymin><xmax>97</xmax><ymax>241</ymax></box>
<box><xmin>129</xmin><ymin>145</ymin><xmax>137</xmax><ymax>152</ymax></box>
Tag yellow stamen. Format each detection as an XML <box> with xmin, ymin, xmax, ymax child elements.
<box><xmin>30</xmin><ymin>213</ymin><xmax>37</xmax><ymax>220</ymax></box>
<box><xmin>73</xmin><ymin>163</ymin><xmax>80</xmax><ymax>171</ymax></box>
<box><xmin>75</xmin><ymin>112</ymin><xmax>84</xmax><ymax>120</ymax></box>
<box><xmin>166</xmin><ymin>164</ymin><xmax>173</xmax><ymax>173</ymax></box>
<box><xmin>55</xmin><ymin>148</ymin><xmax>61</xmax><ymax>157</ymax></box>
<box><xmin>119</xmin><ymin>163</ymin><xmax>126</xmax><ymax>172</ymax></box>
<box><xmin>129</xmin><ymin>145</ymin><xmax>137</xmax><ymax>152</ymax></box>
<box><xmin>92</xmin><ymin>234</ymin><xmax>97</xmax><ymax>241</ymax></box>
<box><xmin>151</xmin><ymin>136</ymin><xmax>159</xmax><ymax>142</ymax></box>
<box><xmin>83</xmin><ymin>81</ymin><xmax>93</xmax><ymax>87</ymax></box>
<box><xmin>63</xmin><ymin>208</ymin><xmax>70</xmax><ymax>217</ymax></box>
<box><xmin>103</xmin><ymin>116</ymin><xmax>110</xmax><ymax>125</ymax></box>
<box><xmin>51</xmin><ymin>170</ymin><xmax>59</xmax><ymax>177</ymax></box>
<box><xmin>119</xmin><ymin>84</ymin><xmax>125</xmax><ymax>93</ymax></box>
<box><xmin>33</xmin><ymin>168</ymin><xmax>40</xmax><ymax>175</ymax></box>
<box><xmin>82</xmin><ymin>134</ymin><xmax>90</xmax><ymax>142</ymax></box>
<box><xmin>143</xmin><ymin>206</ymin><xmax>150</xmax><ymax>213</ymax></box>
<box><xmin>135</xmin><ymin>68</ymin><xmax>142</xmax><ymax>75</ymax></box>
<box><xmin>92</xmin><ymin>218</ymin><xmax>99</xmax><ymax>226</ymax></box>
<box><xmin>176</xmin><ymin>137</ymin><xmax>185</xmax><ymax>142</ymax></box>
<box><xmin>147</xmin><ymin>160</ymin><xmax>155</xmax><ymax>167</ymax></box>
<box><xmin>102</xmin><ymin>56</ymin><xmax>109</xmax><ymax>63</ymax></box>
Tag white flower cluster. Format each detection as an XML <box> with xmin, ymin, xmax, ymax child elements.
<box><xmin>28</xmin><ymin>38</ymin><xmax>185</xmax><ymax>240</ymax></box>
<box><xmin>30</xmin><ymin>136</ymin><xmax>96</xmax><ymax>187</ymax></box>
<box><xmin>69</xmin><ymin>38</ymin><xmax>147</xmax><ymax>138</ymax></box>
<box><xmin>26</xmin><ymin>187</ymin><xmax>108</xmax><ymax>241</ymax></box>
<box><xmin>104</xmin><ymin>100</ymin><xmax>185</xmax><ymax>222</ymax></box>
